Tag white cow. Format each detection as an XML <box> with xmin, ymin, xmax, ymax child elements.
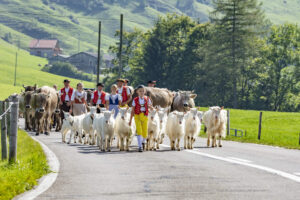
<box><xmin>61</xmin><ymin>119</ymin><xmax>71</xmax><ymax>143</ymax></box>
<box><xmin>93</xmin><ymin>110</ymin><xmax>115</xmax><ymax>151</ymax></box>
<box><xmin>184</xmin><ymin>108</ymin><xmax>201</xmax><ymax>149</ymax></box>
<box><xmin>82</xmin><ymin>107</ymin><xmax>97</xmax><ymax>145</ymax></box>
<box><xmin>63</xmin><ymin>112</ymin><xmax>85</xmax><ymax>144</ymax></box>
<box><xmin>202</xmin><ymin>106</ymin><xmax>227</xmax><ymax>147</ymax></box>
<box><xmin>114</xmin><ymin>108</ymin><xmax>136</xmax><ymax>151</ymax></box>
<box><xmin>157</xmin><ymin>107</ymin><xmax>168</xmax><ymax>145</ymax></box>
<box><xmin>166</xmin><ymin>111</ymin><xmax>185</xmax><ymax>151</ymax></box>
<box><xmin>147</xmin><ymin>109</ymin><xmax>160</xmax><ymax>150</ymax></box>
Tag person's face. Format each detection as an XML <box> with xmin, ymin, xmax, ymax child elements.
<box><xmin>64</xmin><ymin>82</ymin><xmax>70</xmax><ymax>87</ymax></box>
<box><xmin>124</xmin><ymin>81</ymin><xmax>128</xmax><ymax>86</ymax></box>
<box><xmin>111</xmin><ymin>87</ymin><xmax>117</xmax><ymax>93</ymax></box>
<box><xmin>117</xmin><ymin>81</ymin><xmax>123</xmax><ymax>87</ymax></box>
<box><xmin>77</xmin><ymin>84</ymin><xmax>83</xmax><ymax>91</ymax></box>
<box><xmin>137</xmin><ymin>88</ymin><xmax>145</xmax><ymax>97</ymax></box>
<box><xmin>148</xmin><ymin>83</ymin><xmax>155</xmax><ymax>87</ymax></box>
<box><xmin>97</xmin><ymin>86</ymin><xmax>103</xmax><ymax>91</ymax></box>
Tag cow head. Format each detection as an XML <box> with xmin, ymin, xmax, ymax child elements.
<box><xmin>89</xmin><ymin>106</ymin><xmax>96</xmax><ymax>121</ymax></box>
<box><xmin>23</xmin><ymin>84</ymin><xmax>38</xmax><ymax>92</ymax></box>
<box><xmin>35</xmin><ymin>92</ymin><xmax>50</xmax><ymax>113</ymax></box>
<box><xmin>157</xmin><ymin>107</ymin><xmax>168</xmax><ymax>124</ymax></box>
<box><xmin>24</xmin><ymin>91</ymin><xmax>33</xmax><ymax>109</ymax></box>
<box><xmin>63</xmin><ymin>112</ymin><xmax>74</xmax><ymax>126</ymax></box>
<box><xmin>103</xmin><ymin>110</ymin><xmax>115</xmax><ymax>124</ymax></box>
<box><xmin>178</xmin><ymin>91</ymin><xmax>197</xmax><ymax>110</ymax></box>
<box><xmin>197</xmin><ymin>111</ymin><xmax>204</xmax><ymax>123</ymax></box>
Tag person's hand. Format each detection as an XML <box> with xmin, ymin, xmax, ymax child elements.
<box><xmin>121</xmin><ymin>102</ymin><xmax>125</xmax><ymax>106</ymax></box>
<box><xmin>69</xmin><ymin>109</ymin><xmax>72</xmax><ymax>114</ymax></box>
<box><xmin>128</xmin><ymin>120</ymin><xmax>131</xmax><ymax>126</ymax></box>
<box><xmin>59</xmin><ymin>101</ymin><xmax>63</xmax><ymax>105</ymax></box>
<box><xmin>67</xmin><ymin>102</ymin><xmax>71</xmax><ymax>106</ymax></box>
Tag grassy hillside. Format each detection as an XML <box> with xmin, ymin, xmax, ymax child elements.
<box><xmin>0</xmin><ymin>38</ymin><xmax>95</xmax><ymax>100</ymax></box>
<box><xmin>0</xmin><ymin>0</ymin><xmax>299</xmax><ymax>55</ymax></box>
<box><xmin>199</xmin><ymin>107</ymin><xmax>300</xmax><ymax>150</ymax></box>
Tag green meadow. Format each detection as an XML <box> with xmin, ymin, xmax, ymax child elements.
<box><xmin>199</xmin><ymin>107</ymin><xmax>300</xmax><ymax>150</ymax></box>
<box><xmin>0</xmin><ymin>38</ymin><xmax>95</xmax><ymax>100</ymax></box>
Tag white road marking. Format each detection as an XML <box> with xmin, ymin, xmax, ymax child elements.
<box><xmin>16</xmin><ymin>135</ymin><xmax>60</xmax><ymax>200</ymax></box>
<box><xmin>160</xmin><ymin>144</ymin><xmax>300</xmax><ymax>183</ymax></box>
<box><xmin>227</xmin><ymin>157</ymin><xmax>252</xmax><ymax>163</ymax></box>
<box><xmin>294</xmin><ymin>172</ymin><xmax>300</xmax><ymax>176</ymax></box>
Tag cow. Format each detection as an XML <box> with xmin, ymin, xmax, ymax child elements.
<box><xmin>33</xmin><ymin>86</ymin><xmax>58</xmax><ymax>135</ymax></box>
<box><xmin>166</xmin><ymin>111</ymin><xmax>186</xmax><ymax>151</ymax></box>
<box><xmin>23</xmin><ymin>84</ymin><xmax>37</xmax><ymax>92</ymax></box>
<box><xmin>23</xmin><ymin>91</ymin><xmax>36</xmax><ymax>131</ymax></box>
<box><xmin>130</xmin><ymin>87</ymin><xmax>173</xmax><ymax>110</ymax></box>
<box><xmin>53</xmin><ymin>92</ymin><xmax>62</xmax><ymax>132</ymax></box>
<box><xmin>171</xmin><ymin>91</ymin><xmax>197</xmax><ymax>112</ymax></box>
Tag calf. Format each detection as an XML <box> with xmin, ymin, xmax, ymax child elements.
<box><xmin>202</xmin><ymin>106</ymin><xmax>227</xmax><ymax>147</ymax></box>
<box><xmin>184</xmin><ymin>108</ymin><xmax>201</xmax><ymax>149</ymax></box>
<box><xmin>157</xmin><ymin>107</ymin><xmax>168</xmax><ymax>145</ymax></box>
<box><xmin>93</xmin><ymin>110</ymin><xmax>115</xmax><ymax>151</ymax></box>
<box><xmin>114</xmin><ymin>108</ymin><xmax>136</xmax><ymax>151</ymax></box>
<box><xmin>166</xmin><ymin>111</ymin><xmax>185</xmax><ymax>151</ymax></box>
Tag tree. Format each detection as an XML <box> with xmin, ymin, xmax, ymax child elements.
<box><xmin>208</xmin><ymin>0</ymin><xmax>266</xmax><ymax>108</ymax></box>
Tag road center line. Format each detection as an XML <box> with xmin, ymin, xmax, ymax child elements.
<box><xmin>294</xmin><ymin>172</ymin><xmax>300</xmax><ymax>176</ymax></box>
<box><xmin>160</xmin><ymin>144</ymin><xmax>300</xmax><ymax>183</ymax></box>
<box><xmin>227</xmin><ymin>157</ymin><xmax>252</xmax><ymax>163</ymax></box>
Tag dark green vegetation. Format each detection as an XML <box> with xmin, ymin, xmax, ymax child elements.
<box><xmin>42</xmin><ymin>62</ymin><xmax>94</xmax><ymax>81</ymax></box>
<box><xmin>107</xmin><ymin>0</ymin><xmax>300</xmax><ymax>112</ymax></box>
<box><xmin>0</xmin><ymin>0</ymin><xmax>300</xmax><ymax>54</ymax></box>
<box><xmin>0</xmin><ymin>130</ymin><xmax>50</xmax><ymax>200</ymax></box>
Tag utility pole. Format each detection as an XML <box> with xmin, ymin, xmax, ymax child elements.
<box><xmin>14</xmin><ymin>52</ymin><xmax>18</xmax><ymax>86</ymax></box>
<box><xmin>118</xmin><ymin>14</ymin><xmax>123</xmax><ymax>78</ymax></box>
<box><xmin>78</xmin><ymin>33</ymin><xmax>80</xmax><ymax>53</ymax></box>
<box><xmin>96</xmin><ymin>21</ymin><xmax>101</xmax><ymax>85</ymax></box>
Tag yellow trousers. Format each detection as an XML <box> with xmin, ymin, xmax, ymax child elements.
<box><xmin>134</xmin><ymin>113</ymin><xmax>148</xmax><ymax>138</ymax></box>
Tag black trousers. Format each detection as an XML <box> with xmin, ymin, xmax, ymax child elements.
<box><xmin>60</xmin><ymin>101</ymin><xmax>71</xmax><ymax>119</ymax></box>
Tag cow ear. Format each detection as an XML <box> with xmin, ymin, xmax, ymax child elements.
<box><xmin>190</xmin><ymin>94</ymin><xmax>197</xmax><ymax>99</ymax></box>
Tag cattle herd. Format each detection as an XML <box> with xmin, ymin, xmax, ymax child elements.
<box><xmin>18</xmin><ymin>84</ymin><xmax>227</xmax><ymax>151</ymax></box>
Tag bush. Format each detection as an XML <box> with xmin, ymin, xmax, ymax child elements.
<box><xmin>42</xmin><ymin>62</ymin><xmax>93</xmax><ymax>81</ymax></box>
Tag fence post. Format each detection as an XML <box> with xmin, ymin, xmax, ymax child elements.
<box><xmin>1</xmin><ymin>101</ymin><xmax>8</xmax><ymax>160</ymax></box>
<box><xmin>299</xmin><ymin>133</ymin><xmax>300</xmax><ymax>145</ymax></box>
<box><xmin>9</xmin><ymin>95</ymin><xmax>19</xmax><ymax>163</ymax></box>
<box><xmin>258</xmin><ymin>112</ymin><xmax>263</xmax><ymax>140</ymax></box>
<box><xmin>5</xmin><ymin>100</ymin><xmax>11</xmax><ymax>136</ymax></box>
<box><xmin>227</xmin><ymin>110</ymin><xmax>230</xmax><ymax>136</ymax></box>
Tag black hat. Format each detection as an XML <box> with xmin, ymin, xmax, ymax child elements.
<box><xmin>64</xmin><ymin>79</ymin><xmax>70</xmax><ymax>83</ymax></box>
<box><xmin>124</xmin><ymin>79</ymin><xmax>129</xmax><ymax>83</ymax></box>
<box><xmin>117</xmin><ymin>78</ymin><xmax>125</xmax><ymax>83</ymax></box>
<box><xmin>97</xmin><ymin>83</ymin><xmax>104</xmax><ymax>87</ymax></box>
<box><xmin>136</xmin><ymin>85</ymin><xmax>145</xmax><ymax>89</ymax></box>
<box><xmin>147</xmin><ymin>80</ymin><xmax>156</xmax><ymax>84</ymax></box>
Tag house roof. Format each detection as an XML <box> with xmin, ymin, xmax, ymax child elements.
<box><xmin>103</xmin><ymin>54</ymin><xmax>114</xmax><ymax>61</ymax></box>
<box><xmin>29</xmin><ymin>39</ymin><xmax>58</xmax><ymax>49</ymax></box>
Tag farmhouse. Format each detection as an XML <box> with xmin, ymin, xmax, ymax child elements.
<box><xmin>29</xmin><ymin>39</ymin><xmax>62</xmax><ymax>58</ymax></box>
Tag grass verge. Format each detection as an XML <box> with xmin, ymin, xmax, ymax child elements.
<box><xmin>199</xmin><ymin>107</ymin><xmax>300</xmax><ymax>150</ymax></box>
<box><xmin>0</xmin><ymin>129</ymin><xmax>50</xmax><ymax>200</ymax></box>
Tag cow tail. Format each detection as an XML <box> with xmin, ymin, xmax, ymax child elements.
<box><xmin>204</xmin><ymin>126</ymin><xmax>207</xmax><ymax>133</ymax></box>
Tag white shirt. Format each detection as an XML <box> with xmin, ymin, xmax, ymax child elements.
<box><xmin>117</xmin><ymin>86</ymin><xmax>131</xmax><ymax>97</ymax></box>
<box><xmin>71</xmin><ymin>90</ymin><xmax>87</xmax><ymax>102</ymax></box>
<box><xmin>59</xmin><ymin>87</ymin><xmax>74</xmax><ymax>102</ymax></box>
<box><xmin>105</xmin><ymin>93</ymin><xmax>122</xmax><ymax>104</ymax></box>
<box><xmin>132</xmin><ymin>97</ymin><xmax>152</xmax><ymax>112</ymax></box>
<box><xmin>91</xmin><ymin>90</ymin><xmax>105</xmax><ymax>105</ymax></box>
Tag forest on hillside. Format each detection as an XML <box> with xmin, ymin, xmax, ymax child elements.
<box><xmin>105</xmin><ymin>0</ymin><xmax>300</xmax><ymax>112</ymax></box>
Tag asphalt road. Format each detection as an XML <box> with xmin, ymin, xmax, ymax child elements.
<box><xmin>19</xmin><ymin>121</ymin><xmax>300</xmax><ymax>200</ymax></box>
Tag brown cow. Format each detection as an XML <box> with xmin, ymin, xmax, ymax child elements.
<box><xmin>23</xmin><ymin>84</ymin><xmax>38</xmax><ymax>92</ymax></box>
<box><xmin>129</xmin><ymin>87</ymin><xmax>173</xmax><ymax>110</ymax></box>
<box><xmin>53</xmin><ymin>92</ymin><xmax>62</xmax><ymax>132</ymax></box>
<box><xmin>23</xmin><ymin>91</ymin><xmax>36</xmax><ymax>131</ymax></box>
<box><xmin>171</xmin><ymin>91</ymin><xmax>197</xmax><ymax>112</ymax></box>
<box><xmin>33</xmin><ymin>86</ymin><xmax>58</xmax><ymax>135</ymax></box>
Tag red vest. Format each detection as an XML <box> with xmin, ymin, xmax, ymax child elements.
<box><xmin>121</xmin><ymin>86</ymin><xmax>128</xmax><ymax>103</ymax></box>
<box><xmin>60</xmin><ymin>87</ymin><xmax>73</xmax><ymax>102</ymax></box>
<box><xmin>134</xmin><ymin>96</ymin><xmax>149</xmax><ymax>116</ymax></box>
<box><xmin>74</xmin><ymin>92</ymin><xmax>86</xmax><ymax>104</ymax></box>
<box><xmin>92</xmin><ymin>90</ymin><xmax>106</xmax><ymax>105</ymax></box>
